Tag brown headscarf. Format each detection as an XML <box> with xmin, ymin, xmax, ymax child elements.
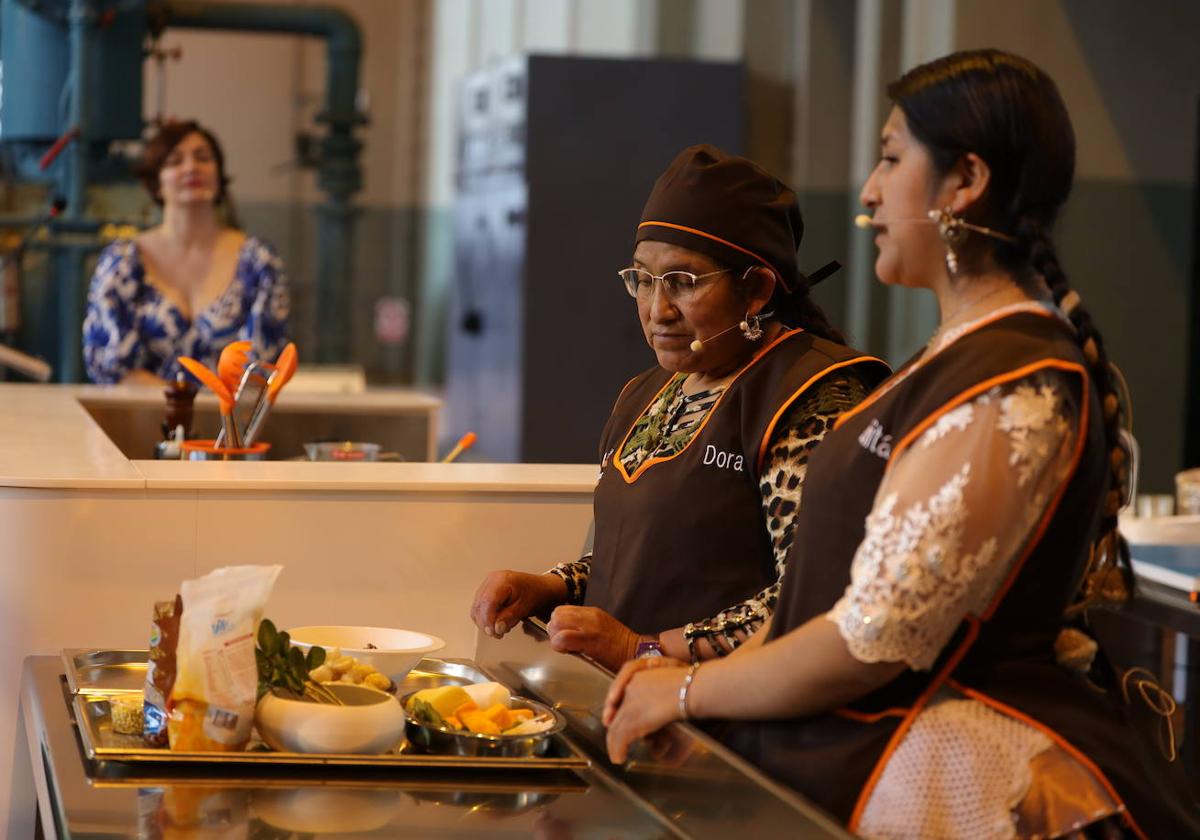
<box><xmin>636</xmin><ymin>144</ymin><xmax>835</xmax><ymax>293</ymax></box>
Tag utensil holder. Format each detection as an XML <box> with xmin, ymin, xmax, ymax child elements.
<box><xmin>181</xmin><ymin>439</ymin><xmax>271</xmax><ymax>461</ymax></box>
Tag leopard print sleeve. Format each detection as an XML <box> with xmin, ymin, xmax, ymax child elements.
<box><xmin>548</xmin><ymin>554</ymin><xmax>591</xmax><ymax>605</ymax></box>
<box><xmin>682</xmin><ymin>370</ymin><xmax>872</xmax><ymax>658</ymax></box>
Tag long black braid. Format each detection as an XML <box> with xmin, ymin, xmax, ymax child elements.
<box><xmin>1023</xmin><ymin>219</ymin><xmax>1133</xmax><ymax>602</ymax></box>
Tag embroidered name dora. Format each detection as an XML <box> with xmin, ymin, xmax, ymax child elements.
<box><xmin>858</xmin><ymin>418</ymin><xmax>892</xmax><ymax>459</ymax></box>
<box><xmin>703</xmin><ymin>444</ymin><xmax>745</xmax><ymax>472</ymax></box>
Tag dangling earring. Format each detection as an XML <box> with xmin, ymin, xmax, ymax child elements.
<box><xmin>739</xmin><ymin>310</ymin><xmax>772</xmax><ymax>341</ymax></box>
<box><xmin>929</xmin><ymin>207</ymin><xmax>967</xmax><ymax>275</ymax></box>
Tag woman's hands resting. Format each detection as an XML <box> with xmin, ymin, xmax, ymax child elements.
<box><xmin>603</xmin><ymin>656</ymin><xmax>692</xmax><ymax>763</ymax></box>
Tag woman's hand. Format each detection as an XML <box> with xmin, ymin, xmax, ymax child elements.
<box><xmin>470</xmin><ymin>571</ymin><xmax>566</xmax><ymax>638</ymax></box>
<box><xmin>602</xmin><ymin>657</ymin><xmax>690</xmax><ymax>763</ymax></box>
<box><xmin>546</xmin><ymin>606</ymin><xmax>645</xmax><ymax>671</ymax></box>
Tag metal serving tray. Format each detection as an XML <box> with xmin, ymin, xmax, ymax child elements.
<box><xmin>63</xmin><ymin>649</ymin><xmax>147</xmax><ymax>695</ymax></box>
<box><xmin>65</xmin><ymin>650</ymin><xmax>588</xmax><ymax>771</ymax></box>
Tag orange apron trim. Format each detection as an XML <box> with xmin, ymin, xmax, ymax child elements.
<box><xmin>637</xmin><ymin>220</ymin><xmax>790</xmax><ymax>291</ymax></box>
<box><xmin>754</xmin><ymin>355</ymin><xmax>889</xmax><ymax>475</ymax></box>
<box><xmin>614</xmin><ymin>329</ymin><xmax>806</xmax><ymax>484</ymax></box>
<box><xmin>948</xmin><ymin>679</ymin><xmax>1151</xmax><ymax>840</ymax></box>
<box><xmin>980</xmin><ymin>364</ymin><xmax>1089</xmax><ymax>618</ymax></box>
<box><xmin>833</xmin><ymin>305</ymin><xmax>1061</xmax><ymax>433</ymax></box>
<box><xmin>849</xmin><ymin>359</ymin><xmax>1092</xmax><ymax>831</ymax></box>
<box><xmin>887</xmin><ymin>359</ymin><xmax>1089</xmax><ymax>467</ymax></box>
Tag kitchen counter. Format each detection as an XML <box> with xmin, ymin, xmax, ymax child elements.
<box><xmin>0</xmin><ymin>382</ymin><xmax>598</xmax><ymax>832</ymax></box>
<box><xmin>0</xmin><ymin>383</ymin><xmax>443</xmax><ymax>484</ymax></box>
<box><xmin>14</xmin><ymin>623</ymin><xmax>851</xmax><ymax>839</ymax></box>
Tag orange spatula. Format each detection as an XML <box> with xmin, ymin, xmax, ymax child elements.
<box><xmin>178</xmin><ymin>356</ymin><xmax>241</xmax><ymax>448</ymax></box>
<box><xmin>217</xmin><ymin>340</ymin><xmax>252</xmax><ymax>393</ymax></box>
<box><xmin>268</xmin><ymin>342</ymin><xmax>298</xmax><ymax>402</ymax></box>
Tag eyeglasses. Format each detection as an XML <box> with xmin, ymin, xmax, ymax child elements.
<box><xmin>617</xmin><ymin>267</ymin><xmax>733</xmax><ymax>301</ymax></box>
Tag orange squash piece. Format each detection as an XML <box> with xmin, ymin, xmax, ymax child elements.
<box><xmin>481</xmin><ymin>703</ymin><xmax>513</xmax><ymax>729</ymax></box>
<box><xmin>460</xmin><ymin>710</ymin><xmax>501</xmax><ymax>735</ymax></box>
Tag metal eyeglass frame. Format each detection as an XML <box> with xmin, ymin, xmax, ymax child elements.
<box><xmin>617</xmin><ymin>266</ymin><xmax>746</xmax><ymax>300</ymax></box>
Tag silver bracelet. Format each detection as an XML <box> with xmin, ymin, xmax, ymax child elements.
<box><xmin>678</xmin><ymin>663</ymin><xmax>701</xmax><ymax>720</ymax></box>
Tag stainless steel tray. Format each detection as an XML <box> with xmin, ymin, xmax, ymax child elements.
<box><xmin>63</xmin><ymin>649</ymin><xmax>147</xmax><ymax>695</ymax></box>
<box><xmin>65</xmin><ymin>650</ymin><xmax>588</xmax><ymax>771</ymax></box>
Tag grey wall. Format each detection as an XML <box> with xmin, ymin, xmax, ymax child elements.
<box><xmin>951</xmin><ymin>0</ymin><xmax>1200</xmax><ymax>490</ymax></box>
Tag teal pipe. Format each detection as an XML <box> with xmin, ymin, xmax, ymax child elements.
<box><xmin>53</xmin><ymin>0</ymin><xmax>93</xmax><ymax>382</ymax></box>
<box><xmin>157</xmin><ymin>0</ymin><xmax>365</xmax><ymax>362</ymax></box>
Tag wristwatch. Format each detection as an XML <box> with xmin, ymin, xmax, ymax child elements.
<box><xmin>635</xmin><ymin>637</ymin><xmax>664</xmax><ymax>658</ymax></box>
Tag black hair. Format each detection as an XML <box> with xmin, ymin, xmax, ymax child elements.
<box><xmin>888</xmin><ymin>49</ymin><xmax>1130</xmax><ymax>599</ymax></box>
<box><xmin>761</xmin><ymin>268</ymin><xmax>847</xmax><ymax>345</ymax></box>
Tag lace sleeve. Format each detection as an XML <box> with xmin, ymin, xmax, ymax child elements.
<box><xmin>828</xmin><ymin>368</ymin><xmax>1084</xmax><ymax>670</ymax></box>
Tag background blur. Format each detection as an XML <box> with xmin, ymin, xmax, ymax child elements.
<box><xmin>3</xmin><ymin>0</ymin><xmax>1197</xmax><ymax>489</ymax></box>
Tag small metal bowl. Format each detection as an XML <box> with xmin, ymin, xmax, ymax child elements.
<box><xmin>401</xmin><ymin>693</ymin><xmax>565</xmax><ymax>757</ymax></box>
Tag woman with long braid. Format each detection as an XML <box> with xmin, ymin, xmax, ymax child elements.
<box><xmin>603</xmin><ymin>51</ymin><xmax>1198</xmax><ymax>838</ymax></box>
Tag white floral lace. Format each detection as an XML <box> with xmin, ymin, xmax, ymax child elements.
<box><xmin>999</xmin><ymin>383</ymin><xmax>1070</xmax><ymax>488</ymax></box>
<box><xmin>829</xmin><ymin>370</ymin><xmax>1079</xmax><ymax>670</ymax></box>
<box><xmin>828</xmin><ymin>366</ymin><xmax>1094</xmax><ymax>839</ymax></box>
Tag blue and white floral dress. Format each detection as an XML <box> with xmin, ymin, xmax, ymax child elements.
<box><xmin>82</xmin><ymin>236</ymin><xmax>290</xmax><ymax>384</ymax></box>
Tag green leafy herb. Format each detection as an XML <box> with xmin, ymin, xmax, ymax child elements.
<box><xmin>409</xmin><ymin>697</ymin><xmax>449</xmax><ymax>729</ymax></box>
<box><xmin>255</xmin><ymin>618</ymin><xmax>341</xmax><ymax>705</ymax></box>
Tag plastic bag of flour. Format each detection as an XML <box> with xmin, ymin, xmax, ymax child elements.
<box><xmin>168</xmin><ymin>565</ymin><xmax>282</xmax><ymax>751</ymax></box>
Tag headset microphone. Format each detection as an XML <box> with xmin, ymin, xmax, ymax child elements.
<box><xmin>689</xmin><ymin>322</ymin><xmax>742</xmax><ymax>353</ymax></box>
<box><xmin>689</xmin><ymin>309</ymin><xmax>775</xmax><ymax>352</ymax></box>
<box><xmin>855</xmin><ymin>212</ymin><xmax>1018</xmax><ymax>244</ymax></box>
<box><xmin>854</xmin><ymin>213</ymin><xmax>932</xmax><ymax>229</ymax></box>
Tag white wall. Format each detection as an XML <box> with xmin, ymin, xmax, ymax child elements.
<box><xmin>146</xmin><ymin>0</ymin><xmax>427</xmax><ymax>209</ymax></box>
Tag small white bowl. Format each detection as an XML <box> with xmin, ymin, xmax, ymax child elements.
<box><xmin>255</xmin><ymin>683</ymin><xmax>405</xmax><ymax>755</ymax></box>
<box><xmin>287</xmin><ymin>625</ymin><xmax>445</xmax><ymax>684</ymax></box>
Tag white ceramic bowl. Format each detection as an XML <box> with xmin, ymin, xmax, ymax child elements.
<box><xmin>287</xmin><ymin>625</ymin><xmax>445</xmax><ymax>684</ymax></box>
<box><xmin>255</xmin><ymin>683</ymin><xmax>406</xmax><ymax>755</ymax></box>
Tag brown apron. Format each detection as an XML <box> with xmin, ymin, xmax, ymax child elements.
<box><xmin>585</xmin><ymin>328</ymin><xmax>888</xmax><ymax>635</ymax></box>
<box><xmin>718</xmin><ymin>310</ymin><xmax>1200</xmax><ymax>838</ymax></box>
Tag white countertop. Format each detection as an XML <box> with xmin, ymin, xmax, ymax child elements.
<box><xmin>0</xmin><ymin>384</ymin><xmax>595</xmax><ymax>493</ymax></box>
<box><xmin>0</xmin><ymin>384</ymin><xmax>145</xmax><ymax>489</ymax></box>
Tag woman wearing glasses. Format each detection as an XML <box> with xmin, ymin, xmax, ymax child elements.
<box><xmin>471</xmin><ymin>145</ymin><xmax>888</xmax><ymax>671</ymax></box>
<box><xmin>603</xmin><ymin>53</ymin><xmax>1199</xmax><ymax>838</ymax></box>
